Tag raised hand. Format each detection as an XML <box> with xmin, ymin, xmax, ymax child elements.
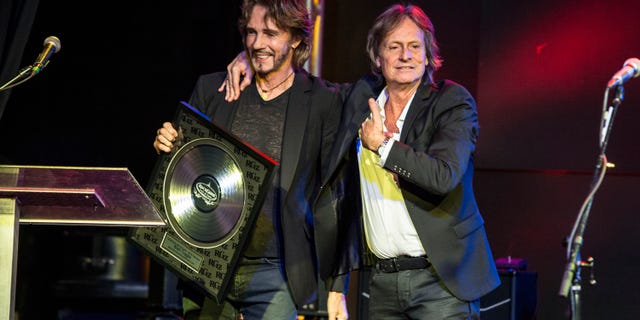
<box><xmin>360</xmin><ymin>98</ymin><xmax>391</xmax><ymax>152</ymax></box>
<box><xmin>218</xmin><ymin>51</ymin><xmax>253</xmax><ymax>102</ymax></box>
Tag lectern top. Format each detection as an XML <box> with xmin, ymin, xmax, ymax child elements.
<box><xmin>0</xmin><ymin>165</ymin><xmax>164</xmax><ymax>227</ymax></box>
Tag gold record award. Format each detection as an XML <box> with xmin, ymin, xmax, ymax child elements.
<box><xmin>130</xmin><ymin>101</ymin><xmax>277</xmax><ymax>303</ymax></box>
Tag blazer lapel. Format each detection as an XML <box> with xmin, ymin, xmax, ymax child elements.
<box><xmin>400</xmin><ymin>81</ymin><xmax>435</xmax><ymax>142</ymax></box>
<box><xmin>336</xmin><ymin>77</ymin><xmax>382</xmax><ymax>160</ymax></box>
<box><xmin>280</xmin><ymin>72</ymin><xmax>311</xmax><ymax>193</ymax></box>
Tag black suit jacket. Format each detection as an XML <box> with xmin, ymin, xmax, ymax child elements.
<box><xmin>188</xmin><ymin>70</ymin><xmax>341</xmax><ymax>307</ymax></box>
<box><xmin>315</xmin><ymin>74</ymin><xmax>500</xmax><ymax>301</ymax></box>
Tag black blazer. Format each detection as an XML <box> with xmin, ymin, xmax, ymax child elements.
<box><xmin>315</xmin><ymin>74</ymin><xmax>500</xmax><ymax>301</ymax></box>
<box><xmin>188</xmin><ymin>70</ymin><xmax>341</xmax><ymax>307</ymax></box>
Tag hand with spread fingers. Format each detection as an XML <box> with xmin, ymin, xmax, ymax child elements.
<box><xmin>153</xmin><ymin>121</ymin><xmax>178</xmax><ymax>154</ymax></box>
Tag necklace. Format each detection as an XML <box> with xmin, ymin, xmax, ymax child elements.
<box><xmin>257</xmin><ymin>71</ymin><xmax>294</xmax><ymax>99</ymax></box>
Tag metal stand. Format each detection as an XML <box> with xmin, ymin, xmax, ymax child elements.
<box><xmin>0</xmin><ymin>198</ymin><xmax>20</xmax><ymax>320</ymax></box>
<box><xmin>0</xmin><ymin>66</ymin><xmax>36</xmax><ymax>92</ymax></box>
<box><xmin>559</xmin><ymin>85</ymin><xmax>624</xmax><ymax>319</ymax></box>
<box><xmin>0</xmin><ymin>165</ymin><xmax>164</xmax><ymax>319</ymax></box>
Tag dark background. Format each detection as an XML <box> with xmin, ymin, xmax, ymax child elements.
<box><xmin>2</xmin><ymin>0</ymin><xmax>640</xmax><ymax>319</ymax></box>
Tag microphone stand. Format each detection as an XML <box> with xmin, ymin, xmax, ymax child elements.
<box><xmin>0</xmin><ymin>65</ymin><xmax>36</xmax><ymax>93</ymax></box>
<box><xmin>558</xmin><ymin>85</ymin><xmax>624</xmax><ymax>319</ymax></box>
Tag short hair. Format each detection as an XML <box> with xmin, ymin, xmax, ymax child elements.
<box><xmin>238</xmin><ymin>0</ymin><xmax>312</xmax><ymax>69</ymax></box>
<box><xmin>366</xmin><ymin>4</ymin><xmax>443</xmax><ymax>84</ymax></box>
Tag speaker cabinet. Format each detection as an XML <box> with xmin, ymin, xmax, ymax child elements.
<box><xmin>480</xmin><ymin>270</ymin><xmax>537</xmax><ymax>320</ymax></box>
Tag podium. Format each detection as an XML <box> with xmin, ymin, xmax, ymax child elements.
<box><xmin>0</xmin><ymin>165</ymin><xmax>165</xmax><ymax>320</ymax></box>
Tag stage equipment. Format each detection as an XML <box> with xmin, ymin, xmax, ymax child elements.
<box><xmin>129</xmin><ymin>101</ymin><xmax>277</xmax><ymax>304</ymax></box>
<box><xmin>306</xmin><ymin>0</ymin><xmax>325</xmax><ymax>76</ymax></box>
<box><xmin>559</xmin><ymin>58</ymin><xmax>638</xmax><ymax>319</ymax></box>
<box><xmin>0</xmin><ymin>36</ymin><xmax>61</xmax><ymax>92</ymax></box>
<box><xmin>480</xmin><ymin>268</ymin><xmax>537</xmax><ymax>320</ymax></box>
<box><xmin>0</xmin><ymin>165</ymin><xmax>163</xmax><ymax>320</ymax></box>
<box><xmin>607</xmin><ymin>57</ymin><xmax>640</xmax><ymax>88</ymax></box>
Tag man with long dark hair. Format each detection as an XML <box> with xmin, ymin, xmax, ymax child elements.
<box><xmin>154</xmin><ymin>0</ymin><xmax>344</xmax><ymax>318</ymax></box>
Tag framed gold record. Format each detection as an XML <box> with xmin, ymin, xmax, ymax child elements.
<box><xmin>130</xmin><ymin>101</ymin><xmax>277</xmax><ymax>303</ymax></box>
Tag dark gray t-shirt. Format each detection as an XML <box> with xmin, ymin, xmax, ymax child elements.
<box><xmin>231</xmin><ymin>83</ymin><xmax>290</xmax><ymax>258</ymax></box>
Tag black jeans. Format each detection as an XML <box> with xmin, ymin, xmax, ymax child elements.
<box><xmin>368</xmin><ymin>267</ymin><xmax>480</xmax><ymax>319</ymax></box>
<box><xmin>184</xmin><ymin>257</ymin><xmax>296</xmax><ymax>320</ymax></box>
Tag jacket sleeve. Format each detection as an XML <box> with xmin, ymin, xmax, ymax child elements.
<box><xmin>319</xmin><ymin>86</ymin><xmax>343</xmax><ymax>181</ymax></box>
<box><xmin>326</xmin><ymin>273</ymin><xmax>350</xmax><ymax>294</ymax></box>
<box><xmin>384</xmin><ymin>82</ymin><xmax>479</xmax><ymax>196</ymax></box>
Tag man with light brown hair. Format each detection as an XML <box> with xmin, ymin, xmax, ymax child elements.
<box><xmin>321</xmin><ymin>5</ymin><xmax>501</xmax><ymax>318</ymax></box>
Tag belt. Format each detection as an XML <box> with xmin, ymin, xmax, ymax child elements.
<box><xmin>376</xmin><ymin>255</ymin><xmax>431</xmax><ymax>273</ymax></box>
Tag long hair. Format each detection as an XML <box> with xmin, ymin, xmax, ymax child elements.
<box><xmin>238</xmin><ymin>0</ymin><xmax>312</xmax><ymax>69</ymax></box>
<box><xmin>366</xmin><ymin>4</ymin><xmax>443</xmax><ymax>84</ymax></box>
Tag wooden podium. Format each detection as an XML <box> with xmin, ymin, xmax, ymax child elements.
<box><xmin>0</xmin><ymin>165</ymin><xmax>165</xmax><ymax>320</ymax></box>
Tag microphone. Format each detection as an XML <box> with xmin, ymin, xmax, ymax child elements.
<box><xmin>607</xmin><ymin>57</ymin><xmax>640</xmax><ymax>88</ymax></box>
<box><xmin>31</xmin><ymin>36</ymin><xmax>62</xmax><ymax>75</ymax></box>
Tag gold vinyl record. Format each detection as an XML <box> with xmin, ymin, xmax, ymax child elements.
<box><xmin>163</xmin><ymin>138</ymin><xmax>246</xmax><ymax>248</ymax></box>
